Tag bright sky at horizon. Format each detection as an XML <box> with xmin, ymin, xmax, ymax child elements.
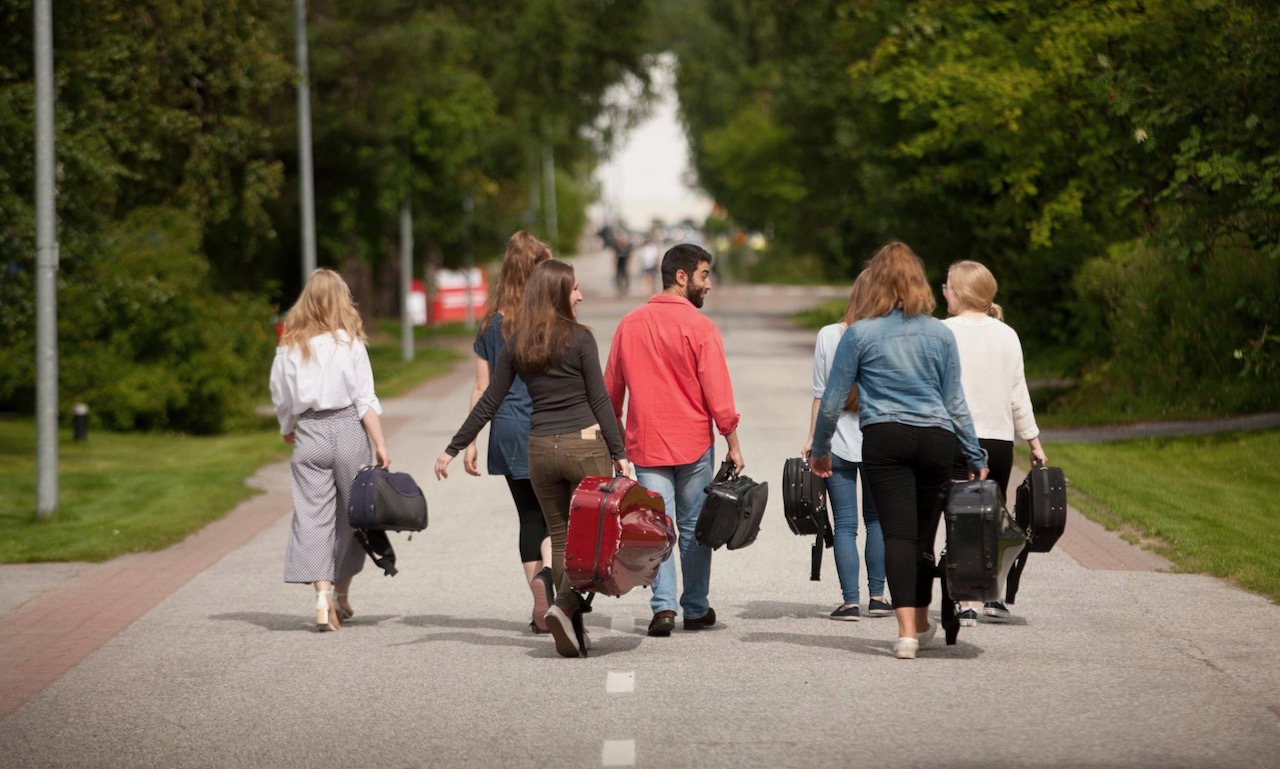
<box><xmin>591</xmin><ymin>56</ymin><xmax>714</xmax><ymax>232</ymax></box>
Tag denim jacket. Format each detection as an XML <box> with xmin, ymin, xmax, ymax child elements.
<box><xmin>812</xmin><ymin>309</ymin><xmax>986</xmax><ymax>470</ymax></box>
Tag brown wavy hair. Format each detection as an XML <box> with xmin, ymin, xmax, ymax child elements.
<box><xmin>481</xmin><ymin>230</ymin><xmax>553</xmax><ymax>337</ymax></box>
<box><xmin>280</xmin><ymin>268</ymin><xmax>366</xmax><ymax>361</ymax></box>
<box><xmin>840</xmin><ymin>271</ymin><xmax>879</xmax><ymax>412</ymax></box>
<box><xmin>946</xmin><ymin>260</ymin><xmax>1003</xmax><ymax>320</ymax></box>
<box><xmin>510</xmin><ymin>260</ymin><xmax>584</xmax><ymax>372</ymax></box>
<box><xmin>859</xmin><ymin>241</ymin><xmax>936</xmax><ymax>318</ymax></box>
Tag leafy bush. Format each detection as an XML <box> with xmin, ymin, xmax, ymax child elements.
<box><xmin>0</xmin><ymin>207</ymin><xmax>276</xmax><ymax>433</ymax></box>
<box><xmin>1065</xmin><ymin>237</ymin><xmax>1280</xmax><ymax>418</ymax></box>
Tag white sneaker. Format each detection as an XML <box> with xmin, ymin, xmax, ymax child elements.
<box><xmin>917</xmin><ymin>620</ymin><xmax>937</xmax><ymax>650</ymax></box>
<box><xmin>893</xmin><ymin>637</ymin><xmax>919</xmax><ymax>659</ymax></box>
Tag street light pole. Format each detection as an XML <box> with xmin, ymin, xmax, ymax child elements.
<box><xmin>294</xmin><ymin>0</ymin><xmax>317</xmax><ymax>280</ymax></box>
<box><xmin>33</xmin><ymin>0</ymin><xmax>58</xmax><ymax>518</ymax></box>
<box><xmin>399</xmin><ymin>198</ymin><xmax>414</xmax><ymax>362</ymax></box>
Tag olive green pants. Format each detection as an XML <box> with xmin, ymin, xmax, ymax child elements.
<box><xmin>527</xmin><ymin>430</ymin><xmax>612</xmax><ymax>613</ymax></box>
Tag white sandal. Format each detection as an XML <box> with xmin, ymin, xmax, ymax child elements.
<box><xmin>315</xmin><ymin>589</ymin><xmax>340</xmax><ymax>632</ymax></box>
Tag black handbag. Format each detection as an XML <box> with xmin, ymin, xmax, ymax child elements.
<box><xmin>348</xmin><ymin>465</ymin><xmax>429</xmax><ymax>532</ymax></box>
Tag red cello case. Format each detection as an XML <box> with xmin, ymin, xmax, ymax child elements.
<box><xmin>566</xmin><ymin>475</ymin><xmax>676</xmax><ymax>597</ymax></box>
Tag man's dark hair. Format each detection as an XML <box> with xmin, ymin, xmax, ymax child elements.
<box><xmin>661</xmin><ymin>243</ymin><xmax>713</xmax><ymax>290</ymax></box>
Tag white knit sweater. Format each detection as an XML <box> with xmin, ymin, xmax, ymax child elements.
<box><xmin>943</xmin><ymin>315</ymin><xmax>1039</xmax><ymax>442</ymax></box>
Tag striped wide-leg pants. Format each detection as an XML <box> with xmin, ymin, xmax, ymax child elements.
<box><xmin>284</xmin><ymin>406</ymin><xmax>370</xmax><ymax>584</ymax></box>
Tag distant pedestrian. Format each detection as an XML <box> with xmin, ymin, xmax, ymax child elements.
<box><xmin>637</xmin><ymin>237</ymin><xmax>660</xmax><ymax>295</ymax></box>
<box><xmin>270</xmin><ymin>268</ymin><xmax>390</xmax><ymax>632</ymax></box>
<box><xmin>463</xmin><ymin>231</ymin><xmax>554</xmax><ymax>633</ymax></box>
<box><xmin>612</xmin><ymin>232</ymin><xmax>632</xmax><ymax>296</ymax></box>
<box><xmin>942</xmin><ymin>259</ymin><xmax>1047</xmax><ymax>625</ymax></box>
<box><xmin>436</xmin><ymin>260</ymin><xmax>631</xmax><ymax>658</ymax></box>
<box><xmin>604</xmin><ymin>243</ymin><xmax>744</xmax><ymax>638</ymax></box>
<box><xmin>803</xmin><ymin>272</ymin><xmax>891</xmax><ymax>622</ymax></box>
<box><xmin>810</xmin><ymin>242</ymin><xmax>986</xmax><ymax>660</ymax></box>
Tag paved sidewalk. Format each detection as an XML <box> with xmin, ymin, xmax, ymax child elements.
<box><xmin>1</xmin><ymin>251</ymin><xmax>1277</xmax><ymax>769</ymax></box>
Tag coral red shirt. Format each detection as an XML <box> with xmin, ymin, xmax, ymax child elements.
<box><xmin>604</xmin><ymin>295</ymin><xmax>740</xmax><ymax>466</ymax></box>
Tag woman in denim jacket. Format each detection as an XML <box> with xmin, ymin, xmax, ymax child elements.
<box><xmin>810</xmin><ymin>242</ymin><xmax>987</xmax><ymax>659</ymax></box>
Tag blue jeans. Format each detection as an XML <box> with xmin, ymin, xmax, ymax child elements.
<box><xmin>827</xmin><ymin>455</ymin><xmax>887</xmax><ymax>605</ymax></box>
<box><xmin>638</xmin><ymin>446</ymin><xmax>715</xmax><ymax>620</ymax></box>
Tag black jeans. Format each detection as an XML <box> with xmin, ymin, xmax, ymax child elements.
<box><xmin>860</xmin><ymin>423</ymin><xmax>957</xmax><ymax>609</ymax></box>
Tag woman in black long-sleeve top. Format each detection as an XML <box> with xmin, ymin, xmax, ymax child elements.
<box><xmin>435</xmin><ymin>260</ymin><xmax>631</xmax><ymax>658</ymax></box>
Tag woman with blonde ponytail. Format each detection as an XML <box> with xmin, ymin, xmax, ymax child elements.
<box><xmin>270</xmin><ymin>268</ymin><xmax>389</xmax><ymax>632</ymax></box>
<box><xmin>942</xmin><ymin>260</ymin><xmax>1047</xmax><ymax>625</ymax></box>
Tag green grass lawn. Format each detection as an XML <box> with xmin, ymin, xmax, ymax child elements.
<box><xmin>0</xmin><ymin>421</ymin><xmax>287</xmax><ymax>563</ymax></box>
<box><xmin>366</xmin><ymin>319</ymin><xmax>467</xmax><ymax>398</ymax></box>
<box><xmin>0</xmin><ymin>320</ymin><xmax>467</xmax><ymax>564</ymax></box>
<box><xmin>1025</xmin><ymin>430</ymin><xmax>1280</xmax><ymax>602</ymax></box>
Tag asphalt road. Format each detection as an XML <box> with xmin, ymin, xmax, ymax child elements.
<box><xmin>1</xmin><ymin>251</ymin><xmax>1277</xmax><ymax>769</ymax></box>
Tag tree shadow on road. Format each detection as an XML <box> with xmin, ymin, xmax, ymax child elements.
<box><xmin>401</xmin><ymin>613</ymin><xmax>531</xmax><ymax>634</ymax></box>
<box><xmin>741</xmin><ymin>631</ymin><xmax>984</xmax><ymax>660</ymax></box>
<box><xmin>391</xmin><ymin>619</ymin><xmax>644</xmax><ymax>658</ymax></box>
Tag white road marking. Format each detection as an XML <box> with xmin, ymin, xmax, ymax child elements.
<box><xmin>602</xmin><ymin>739</ymin><xmax>636</xmax><ymax>766</ymax></box>
<box><xmin>606</xmin><ymin>671</ymin><xmax>635</xmax><ymax>693</ymax></box>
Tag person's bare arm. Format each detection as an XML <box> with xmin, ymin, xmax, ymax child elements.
<box><xmin>463</xmin><ymin>357</ymin><xmax>490</xmax><ymax>476</ymax></box>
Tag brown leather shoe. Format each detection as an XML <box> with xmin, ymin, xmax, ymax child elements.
<box><xmin>647</xmin><ymin>610</ymin><xmax>677</xmax><ymax>637</ymax></box>
<box><xmin>683</xmin><ymin>607</ymin><xmax>717</xmax><ymax>630</ymax></box>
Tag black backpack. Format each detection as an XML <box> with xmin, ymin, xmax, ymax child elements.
<box><xmin>781</xmin><ymin>457</ymin><xmax>834</xmax><ymax>580</ymax></box>
<box><xmin>1004</xmin><ymin>464</ymin><xmax>1068</xmax><ymax>603</ymax></box>
<box><xmin>694</xmin><ymin>460</ymin><xmax>768</xmax><ymax>550</ymax></box>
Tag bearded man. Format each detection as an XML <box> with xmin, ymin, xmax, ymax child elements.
<box><xmin>603</xmin><ymin>243</ymin><xmax>745</xmax><ymax>637</ymax></box>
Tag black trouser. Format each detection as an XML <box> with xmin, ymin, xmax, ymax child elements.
<box><xmin>505</xmin><ymin>476</ymin><xmax>548</xmax><ymax>563</ymax></box>
<box><xmin>951</xmin><ymin>438</ymin><xmax>1013</xmax><ymax>500</ymax></box>
<box><xmin>861</xmin><ymin>423</ymin><xmax>956</xmax><ymax>609</ymax></box>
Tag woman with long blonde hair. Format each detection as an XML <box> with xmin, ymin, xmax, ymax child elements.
<box><xmin>943</xmin><ymin>259</ymin><xmax>1046</xmax><ymax>625</ymax></box>
<box><xmin>463</xmin><ymin>231</ymin><xmax>555</xmax><ymax>633</ymax></box>
<box><xmin>436</xmin><ymin>260</ymin><xmax>631</xmax><ymax>659</ymax></box>
<box><xmin>810</xmin><ymin>242</ymin><xmax>987</xmax><ymax>659</ymax></box>
<box><xmin>270</xmin><ymin>268</ymin><xmax>389</xmax><ymax>632</ymax></box>
<box><xmin>803</xmin><ymin>272</ymin><xmax>891</xmax><ymax>621</ymax></box>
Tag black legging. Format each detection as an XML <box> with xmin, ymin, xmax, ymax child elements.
<box><xmin>505</xmin><ymin>476</ymin><xmax>548</xmax><ymax>563</ymax></box>
<box><xmin>860</xmin><ymin>423</ymin><xmax>956</xmax><ymax>609</ymax></box>
<box><xmin>951</xmin><ymin>438</ymin><xmax>1013</xmax><ymax>500</ymax></box>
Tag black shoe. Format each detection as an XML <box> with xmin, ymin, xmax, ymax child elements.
<box><xmin>983</xmin><ymin>601</ymin><xmax>1011</xmax><ymax>620</ymax></box>
<box><xmin>866</xmin><ymin>597</ymin><xmax>894</xmax><ymax>617</ymax></box>
<box><xmin>647</xmin><ymin>610</ymin><xmax>676</xmax><ymax>637</ymax></box>
<box><xmin>530</xmin><ymin>568</ymin><xmax>554</xmax><ymax>633</ymax></box>
<box><xmin>570</xmin><ymin>607</ymin><xmax>590</xmax><ymax>658</ymax></box>
<box><xmin>683</xmin><ymin>607</ymin><xmax>717</xmax><ymax>631</ymax></box>
<box><xmin>545</xmin><ymin>605</ymin><xmax>582</xmax><ymax>658</ymax></box>
<box><xmin>958</xmin><ymin>608</ymin><xmax>979</xmax><ymax>627</ymax></box>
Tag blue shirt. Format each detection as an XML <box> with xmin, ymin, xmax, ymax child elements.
<box><xmin>812</xmin><ymin>309</ymin><xmax>986</xmax><ymax>470</ymax></box>
<box><xmin>473</xmin><ymin>314</ymin><xmax>532</xmax><ymax>478</ymax></box>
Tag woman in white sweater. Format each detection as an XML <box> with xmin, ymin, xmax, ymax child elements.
<box><xmin>942</xmin><ymin>260</ymin><xmax>1046</xmax><ymax>624</ymax></box>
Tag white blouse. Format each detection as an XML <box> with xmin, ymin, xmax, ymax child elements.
<box><xmin>269</xmin><ymin>330</ymin><xmax>382</xmax><ymax>435</ymax></box>
<box><xmin>943</xmin><ymin>315</ymin><xmax>1039</xmax><ymax>442</ymax></box>
<box><xmin>812</xmin><ymin>322</ymin><xmax>863</xmax><ymax>463</ymax></box>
